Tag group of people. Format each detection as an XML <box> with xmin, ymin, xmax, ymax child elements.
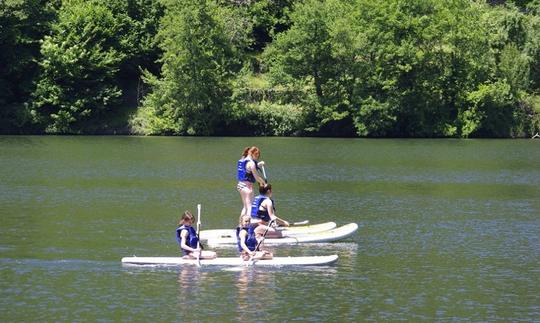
<box><xmin>176</xmin><ymin>146</ymin><xmax>290</xmax><ymax>261</ymax></box>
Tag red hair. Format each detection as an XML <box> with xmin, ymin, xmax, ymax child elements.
<box><xmin>242</xmin><ymin>146</ymin><xmax>261</xmax><ymax>158</ymax></box>
<box><xmin>248</xmin><ymin>146</ymin><xmax>260</xmax><ymax>157</ymax></box>
<box><xmin>241</xmin><ymin>147</ymin><xmax>250</xmax><ymax>157</ymax></box>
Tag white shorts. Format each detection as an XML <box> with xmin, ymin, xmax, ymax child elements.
<box><xmin>237</xmin><ymin>181</ymin><xmax>253</xmax><ymax>192</ymax></box>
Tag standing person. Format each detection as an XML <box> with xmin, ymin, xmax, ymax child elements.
<box><xmin>176</xmin><ymin>211</ymin><xmax>217</xmax><ymax>259</ymax></box>
<box><xmin>236</xmin><ymin>215</ymin><xmax>272</xmax><ymax>261</ymax></box>
<box><xmin>251</xmin><ymin>184</ymin><xmax>289</xmax><ymax>239</ymax></box>
<box><xmin>237</xmin><ymin>146</ymin><xmax>266</xmax><ymax>220</ymax></box>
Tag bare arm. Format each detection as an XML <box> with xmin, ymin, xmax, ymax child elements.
<box><xmin>247</xmin><ymin>160</ymin><xmax>266</xmax><ymax>186</ymax></box>
<box><xmin>265</xmin><ymin>199</ymin><xmax>290</xmax><ymax>227</ymax></box>
<box><xmin>239</xmin><ymin>230</ymin><xmax>254</xmax><ymax>254</ymax></box>
<box><xmin>180</xmin><ymin>230</ymin><xmax>199</xmax><ymax>252</ymax></box>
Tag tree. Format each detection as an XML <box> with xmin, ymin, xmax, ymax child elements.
<box><xmin>104</xmin><ymin>0</ymin><xmax>165</xmax><ymax>104</ymax></box>
<box><xmin>245</xmin><ymin>0</ymin><xmax>296</xmax><ymax>51</ymax></box>
<box><xmin>524</xmin><ymin>1</ymin><xmax>540</xmax><ymax>91</ymax></box>
<box><xmin>264</xmin><ymin>0</ymin><xmax>353</xmax><ymax>136</ymax></box>
<box><xmin>31</xmin><ymin>0</ymin><xmax>128</xmax><ymax>133</ymax></box>
<box><xmin>265</xmin><ymin>0</ymin><xmax>497</xmax><ymax>137</ymax></box>
<box><xmin>472</xmin><ymin>2</ymin><xmax>538</xmax><ymax>137</ymax></box>
<box><xmin>0</xmin><ymin>0</ymin><xmax>58</xmax><ymax>133</ymax></box>
<box><xmin>132</xmin><ymin>0</ymin><xmax>241</xmax><ymax>135</ymax></box>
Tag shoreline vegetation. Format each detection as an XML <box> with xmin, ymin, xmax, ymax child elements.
<box><xmin>1</xmin><ymin>0</ymin><xmax>540</xmax><ymax>138</ymax></box>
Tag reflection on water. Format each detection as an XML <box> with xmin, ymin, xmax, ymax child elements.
<box><xmin>176</xmin><ymin>265</ymin><xmax>209</xmax><ymax>309</ymax></box>
<box><xmin>177</xmin><ymin>265</ymin><xmax>201</xmax><ymax>291</ymax></box>
<box><xmin>234</xmin><ymin>269</ymin><xmax>258</xmax><ymax>322</ymax></box>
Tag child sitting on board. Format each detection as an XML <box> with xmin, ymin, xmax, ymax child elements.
<box><xmin>250</xmin><ymin>183</ymin><xmax>290</xmax><ymax>239</ymax></box>
<box><xmin>176</xmin><ymin>211</ymin><xmax>216</xmax><ymax>259</ymax></box>
<box><xmin>236</xmin><ymin>215</ymin><xmax>272</xmax><ymax>261</ymax></box>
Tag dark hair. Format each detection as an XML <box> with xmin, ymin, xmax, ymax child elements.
<box><xmin>259</xmin><ymin>183</ymin><xmax>272</xmax><ymax>195</ymax></box>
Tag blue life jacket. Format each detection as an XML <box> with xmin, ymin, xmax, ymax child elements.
<box><xmin>237</xmin><ymin>158</ymin><xmax>258</xmax><ymax>182</ymax></box>
<box><xmin>236</xmin><ymin>225</ymin><xmax>258</xmax><ymax>252</ymax></box>
<box><xmin>176</xmin><ymin>225</ymin><xmax>199</xmax><ymax>256</ymax></box>
<box><xmin>250</xmin><ymin>195</ymin><xmax>274</xmax><ymax>222</ymax></box>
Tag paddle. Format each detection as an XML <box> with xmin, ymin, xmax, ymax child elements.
<box><xmin>248</xmin><ymin>219</ymin><xmax>275</xmax><ymax>266</ymax></box>
<box><xmin>265</xmin><ymin>172</ymin><xmax>307</xmax><ymax>224</ymax></box>
<box><xmin>260</xmin><ymin>165</ymin><xmax>308</xmax><ymax>226</ymax></box>
<box><xmin>261</xmin><ymin>164</ymin><xmax>268</xmax><ymax>183</ymax></box>
<box><xmin>196</xmin><ymin>204</ymin><xmax>201</xmax><ymax>267</ymax></box>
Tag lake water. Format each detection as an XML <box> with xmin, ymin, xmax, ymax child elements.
<box><xmin>0</xmin><ymin>136</ymin><xmax>539</xmax><ymax>321</ymax></box>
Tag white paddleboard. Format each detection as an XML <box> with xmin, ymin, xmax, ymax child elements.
<box><xmin>199</xmin><ymin>222</ymin><xmax>337</xmax><ymax>241</ymax></box>
<box><xmin>121</xmin><ymin>254</ymin><xmax>338</xmax><ymax>266</ymax></box>
<box><xmin>206</xmin><ymin>223</ymin><xmax>359</xmax><ymax>246</ymax></box>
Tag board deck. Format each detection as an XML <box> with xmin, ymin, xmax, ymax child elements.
<box><xmin>199</xmin><ymin>222</ymin><xmax>337</xmax><ymax>241</ymax></box>
<box><xmin>121</xmin><ymin>254</ymin><xmax>339</xmax><ymax>266</ymax></box>
<box><xmin>206</xmin><ymin>223</ymin><xmax>359</xmax><ymax>246</ymax></box>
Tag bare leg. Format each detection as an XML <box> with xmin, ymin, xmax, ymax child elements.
<box><xmin>241</xmin><ymin>250</ymin><xmax>272</xmax><ymax>261</ymax></box>
<box><xmin>191</xmin><ymin>251</ymin><xmax>217</xmax><ymax>259</ymax></box>
<box><xmin>256</xmin><ymin>250</ymin><xmax>273</xmax><ymax>259</ymax></box>
<box><xmin>238</xmin><ymin>185</ymin><xmax>253</xmax><ymax>221</ymax></box>
<box><xmin>255</xmin><ymin>224</ymin><xmax>283</xmax><ymax>239</ymax></box>
<box><xmin>200</xmin><ymin>250</ymin><xmax>217</xmax><ymax>259</ymax></box>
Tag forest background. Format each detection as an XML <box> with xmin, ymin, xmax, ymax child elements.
<box><xmin>1</xmin><ymin>0</ymin><xmax>540</xmax><ymax>137</ymax></box>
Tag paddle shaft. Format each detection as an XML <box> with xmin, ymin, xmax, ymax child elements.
<box><xmin>247</xmin><ymin>220</ymin><xmax>276</xmax><ymax>266</ymax></box>
<box><xmin>254</xmin><ymin>219</ymin><xmax>274</xmax><ymax>252</ymax></box>
<box><xmin>196</xmin><ymin>204</ymin><xmax>201</xmax><ymax>266</ymax></box>
<box><xmin>274</xmin><ymin>220</ymin><xmax>309</xmax><ymax>232</ymax></box>
<box><xmin>261</xmin><ymin>165</ymin><xmax>267</xmax><ymax>183</ymax></box>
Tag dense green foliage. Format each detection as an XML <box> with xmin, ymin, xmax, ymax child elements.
<box><xmin>265</xmin><ymin>0</ymin><xmax>540</xmax><ymax>137</ymax></box>
<box><xmin>0</xmin><ymin>0</ymin><xmax>58</xmax><ymax>133</ymax></box>
<box><xmin>1</xmin><ymin>0</ymin><xmax>539</xmax><ymax>137</ymax></box>
<box><xmin>131</xmin><ymin>0</ymin><xmax>243</xmax><ymax>135</ymax></box>
<box><xmin>29</xmin><ymin>0</ymin><xmax>163</xmax><ymax>133</ymax></box>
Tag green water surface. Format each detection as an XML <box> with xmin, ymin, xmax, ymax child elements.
<box><xmin>0</xmin><ymin>136</ymin><xmax>539</xmax><ymax>321</ymax></box>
